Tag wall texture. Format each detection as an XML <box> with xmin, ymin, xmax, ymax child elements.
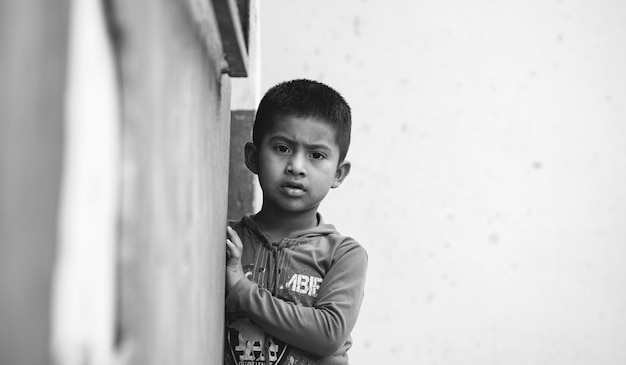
<box><xmin>0</xmin><ymin>1</ymin><xmax>70</xmax><ymax>364</ymax></box>
<box><xmin>260</xmin><ymin>1</ymin><xmax>626</xmax><ymax>364</ymax></box>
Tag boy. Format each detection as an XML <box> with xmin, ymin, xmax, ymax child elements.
<box><xmin>225</xmin><ymin>79</ymin><xmax>368</xmax><ymax>365</ymax></box>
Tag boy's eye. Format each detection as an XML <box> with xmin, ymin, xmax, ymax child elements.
<box><xmin>275</xmin><ymin>145</ymin><xmax>290</xmax><ymax>153</ymax></box>
<box><xmin>310</xmin><ymin>152</ymin><xmax>325</xmax><ymax>160</ymax></box>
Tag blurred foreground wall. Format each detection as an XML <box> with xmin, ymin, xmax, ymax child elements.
<box><xmin>0</xmin><ymin>1</ymin><xmax>70</xmax><ymax>364</ymax></box>
<box><xmin>0</xmin><ymin>0</ymin><xmax>257</xmax><ymax>364</ymax></box>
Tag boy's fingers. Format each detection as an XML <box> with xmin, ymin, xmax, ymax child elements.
<box><xmin>225</xmin><ymin>235</ymin><xmax>242</xmax><ymax>260</ymax></box>
<box><xmin>226</xmin><ymin>238</ymin><xmax>238</xmax><ymax>252</ymax></box>
<box><xmin>226</xmin><ymin>226</ymin><xmax>243</xmax><ymax>248</ymax></box>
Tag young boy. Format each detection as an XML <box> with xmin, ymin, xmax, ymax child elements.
<box><xmin>225</xmin><ymin>79</ymin><xmax>368</xmax><ymax>365</ymax></box>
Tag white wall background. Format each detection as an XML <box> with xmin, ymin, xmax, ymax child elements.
<box><xmin>260</xmin><ymin>1</ymin><xmax>626</xmax><ymax>364</ymax></box>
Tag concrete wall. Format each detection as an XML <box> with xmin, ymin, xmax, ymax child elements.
<box><xmin>260</xmin><ymin>1</ymin><xmax>626</xmax><ymax>364</ymax></box>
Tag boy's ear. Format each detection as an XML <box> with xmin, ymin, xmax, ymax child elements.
<box><xmin>244</xmin><ymin>142</ymin><xmax>259</xmax><ymax>174</ymax></box>
<box><xmin>331</xmin><ymin>160</ymin><xmax>351</xmax><ymax>189</ymax></box>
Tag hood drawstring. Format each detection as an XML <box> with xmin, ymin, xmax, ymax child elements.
<box><xmin>264</xmin><ymin>246</ymin><xmax>280</xmax><ymax>365</ymax></box>
<box><xmin>272</xmin><ymin>247</ymin><xmax>280</xmax><ymax>296</ymax></box>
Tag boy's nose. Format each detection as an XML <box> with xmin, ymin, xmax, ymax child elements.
<box><xmin>286</xmin><ymin>153</ymin><xmax>306</xmax><ymax>176</ymax></box>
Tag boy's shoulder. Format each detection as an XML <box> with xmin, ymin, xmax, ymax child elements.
<box><xmin>313</xmin><ymin>218</ymin><xmax>367</xmax><ymax>261</ymax></box>
<box><xmin>316</xmin><ymin>216</ymin><xmax>361</xmax><ymax>243</ymax></box>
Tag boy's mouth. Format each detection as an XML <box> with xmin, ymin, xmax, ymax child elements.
<box><xmin>280</xmin><ymin>182</ymin><xmax>306</xmax><ymax>196</ymax></box>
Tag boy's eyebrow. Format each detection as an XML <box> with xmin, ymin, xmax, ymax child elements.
<box><xmin>268</xmin><ymin>135</ymin><xmax>334</xmax><ymax>151</ymax></box>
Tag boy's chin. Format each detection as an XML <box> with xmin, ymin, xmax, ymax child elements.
<box><xmin>263</xmin><ymin>201</ymin><xmax>320</xmax><ymax>215</ymax></box>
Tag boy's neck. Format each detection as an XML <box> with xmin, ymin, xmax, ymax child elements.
<box><xmin>253</xmin><ymin>207</ymin><xmax>319</xmax><ymax>242</ymax></box>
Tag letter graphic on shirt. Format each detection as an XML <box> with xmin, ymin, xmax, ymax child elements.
<box><xmin>308</xmin><ymin>277</ymin><xmax>322</xmax><ymax>297</ymax></box>
<box><xmin>285</xmin><ymin>273</ymin><xmax>323</xmax><ymax>297</ymax></box>
<box><xmin>229</xmin><ymin>319</ymin><xmax>282</xmax><ymax>363</ymax></box>
<box><xmin>229</xmin><ymin>319</ymin><xmax>265</xmax><ymax>361</ymax></box>
<box><xmin>286</xmin><ymin>273</ymin><xmax>298</xmax><ymax>292</ymax></box>
<box><xmin>297</xmin><ymin>275</ymin><xmax>310</xmax><ymax>294</ymax></box>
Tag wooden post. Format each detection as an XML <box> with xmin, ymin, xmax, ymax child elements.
<box><xmin>111</xmin><ymin>0</ymin><xmax>249</xmax><ymax>363</ymax></box>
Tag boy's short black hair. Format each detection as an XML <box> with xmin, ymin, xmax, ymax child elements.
<box><xmin>253</xmin><ymin>79</ymin><xmax>352</xmax><ymax>162</ymax></box>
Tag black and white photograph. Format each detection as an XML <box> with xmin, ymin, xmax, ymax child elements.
<box><xmin>1</xmin><ymin>1</ymin><xmax>625</xmax><ymax>364</ymax></box>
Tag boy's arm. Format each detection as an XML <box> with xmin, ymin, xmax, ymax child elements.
<box><xmin>226</xmin><ymin>236</ymin><xmax>368</xmax><ymax>357</ymax></box>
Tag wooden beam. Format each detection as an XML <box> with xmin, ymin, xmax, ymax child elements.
<box><xmin>212</xmin><ymin>0</ymin><xmax>249</xmax><ymax>77</ymax></box>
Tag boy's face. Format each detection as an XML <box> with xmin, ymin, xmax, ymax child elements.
<box><xmin>245</xmin><ymin>115</ymin><xmax>350</xmax><ymax>216</ymax></box>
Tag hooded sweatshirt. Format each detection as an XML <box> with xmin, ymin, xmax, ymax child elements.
<box><xmin>225</xmin><ymin>214</ymin><xmax>368</xmax><ymax>365</ymax></box>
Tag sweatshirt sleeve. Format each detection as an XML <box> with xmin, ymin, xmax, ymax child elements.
<box><xmin>225</xmin><ymin>239</ymin><xmax>368</xmax><ymax>357</ymax></box>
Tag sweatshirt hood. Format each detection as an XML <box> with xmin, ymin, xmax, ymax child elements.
<box><xmin>241</xmin><ymin>213</ymin><xmax>339</xmax><ymax>249</ymax></box>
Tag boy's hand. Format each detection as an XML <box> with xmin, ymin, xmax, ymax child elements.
<box><xmin>225</xmin><ymin>226</ymin><xmax>245</xmax><ymax>293</ymax></box>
